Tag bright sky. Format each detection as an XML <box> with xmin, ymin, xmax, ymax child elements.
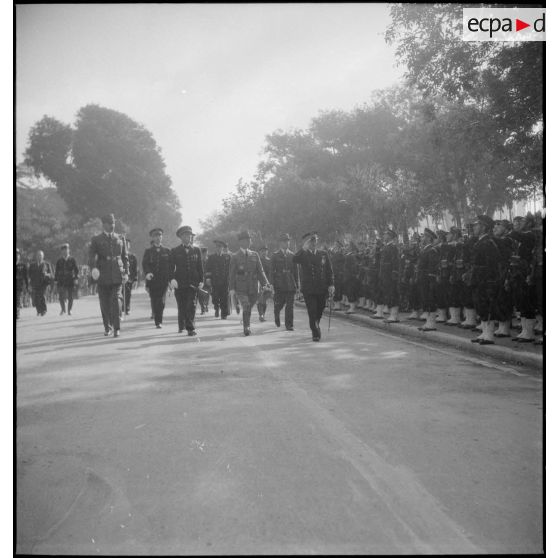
<box><xmin>16</xmin><ymin>3</ymin><xmax>403</xmax><ymax>231</ymax></box>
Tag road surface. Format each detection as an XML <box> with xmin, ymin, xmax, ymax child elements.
<box><xmin>16</xmin><ymin>292</ymin><xmax>543</xmax><ymax>554</ymax></box>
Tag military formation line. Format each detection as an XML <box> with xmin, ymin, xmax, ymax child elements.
<box><xmin>16</xmin><ymin>212</ymin><xmax>543</xmax><ymax>345</ymax></box>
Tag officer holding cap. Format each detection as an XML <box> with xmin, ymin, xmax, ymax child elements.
<box><xmin>88</xmin><ymin>214</ymin><xmax>129</xmax><ymax>337</ymax></box>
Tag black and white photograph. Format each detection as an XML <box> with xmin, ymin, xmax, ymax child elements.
<box><xmin>15</xmin><ymin>3</ymin><xmax>545</xmax><ymax>555</ymax></box>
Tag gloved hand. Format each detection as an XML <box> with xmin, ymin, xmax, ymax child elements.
<box><xmin>91</xmin><ymin>268</ymin><xmax>100</xmax><ymax>280</ymax></box>
<box><xmin>145</xmin><ymin>273</ymin><xmax>154</xmax><ymax>281</ymax></box>
<box><xmin>170</xmin><ymin>279</ymin><xmax>178</xmax><ymax>289</ymax></box>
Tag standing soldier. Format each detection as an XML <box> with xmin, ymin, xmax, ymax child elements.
<box><xmin>142</xmin><ymin>228</ymin><xmax>171</xmax><ymax>329</ymax></box>
<box><xmin>29</xmin><ymin>250</ymin><xmax>54</xmax><ymax>317</ymax></box>
<box><xmin>356</xmin><ymin>240</ymin><xmax>367</xmax><ymax>309</ymax></box>
<box><xmin>343</xmin><ymin>241</ymin><xmax>360</xmax><ymax>314</ymax></box>
<box><xmin>405</xmin><ymin>233</ymin><xmax>422</xmax><ymax>320</ymax></box>
<box><xmin>228</xmin><ymin>231</ymin><xmax>271</xmax><ymax>336</ymax></box>
<box><xmin>16</xmin><ymin>248</ymin><xmax>29</xmax><ymax>320</ymax></box>
<box><xmin>89</xmin><ymin>214</ymin><xmax>129</xmax><ymax>337</ymax></box>
<box><xmin>54</xmin><ymin>243</ymin><xmax>79</xmax><ymax>316</ymax></box>
<box><xmin>492</xmin><ymin>220</ymin><xmax>515</xmax><ymax>337</ymax></box>
<box><xmin>257</xmin><ymin>245</ymin><xmax>273</xmax><ymax>322</ymax></box>
<box><xmin>169</xmin><ymin>226</ymin><xmax>204</xmax><ymax>336</ymax></box>
<box><xmin>123</xmin><ymin>239</ymin><xmax>138</xmax><ymax>316</ymax></box>
<box><xmin>292</xmin><ymin>231</ymin><xmax>334</xmax><ymax>342</ymax></box>
<box><xmin>371</xmin><ymin>236</ymin><xmax>385</xmax><ymax>318</ymax></box>
<box><xmin>205</xmin><ymin>240</ymin><xmax>231</xmax><ymax>319</ymax></box>
<box><xmin>469</xmin><ymin>215</ymin><xmax>501</xmax><ymax>344</ymax></box>
<box><xmin>416</xmin><ymin>229</ymin><xmax>440</xmax><ymax>331</ymax></box>
<box><xmin>435</xmin><ymin>230</ymin><xmax>449</xmax><ymax>324</ymax></box>
<box><xmin>378</xmin><ymin>229</ymin><xmax>400</xmax><ymax>323</ymax></box>
<box><xmin>446</xmin><ymin>227</ymin><xmax>464</xmax><ymax>325</ymax></box>
<box><xmin>271</xmin><ymin>232</ymin><xmax>299</xmax><ymax>331</ymax></box>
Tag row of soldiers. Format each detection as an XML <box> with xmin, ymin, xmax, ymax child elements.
<box><xmin>328</xmin><ymin>213</ymin><xmax>543</xmax><ymax>345</ymax></box>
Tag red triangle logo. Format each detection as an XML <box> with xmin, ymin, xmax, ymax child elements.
<box><xmin>516</xmin><ymin>19</ymin><xmax>531</xmax><ymax>31</ymax></box>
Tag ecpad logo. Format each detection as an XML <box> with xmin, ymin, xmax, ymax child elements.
<box><xmin>463</xmin><ymin>8</ymin><xmax>545</xmax><ymax>41</ymax></box>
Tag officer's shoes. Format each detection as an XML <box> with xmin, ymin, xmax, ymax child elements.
<box><xmin>59</xmin><ymin>310</ymin><xmax>65</xmax><ymax>316</ymax></box>
<box><xmin>68</xmin><ymin>311</ymin><xmax>72</xmax><ymax>316</ymax></box>
<box><xmin>259</xmin><ymin>315</ymin><xmax>265</xmax><ymax>322</ymax></box>
<box><xmin>244</xmin><ymin>328</ymin><xmax>251</xmax><ymax>336</ymax></box>
<box><xmin>178</xmin><ymin>328</ymin><xmax>185</xmax><ymax>333</ymax></box>
<box><xmin>113</xmin><ymin>329</ymin><xmax>120</xmax><ymax>338</ymax></box>
<box><xmin>187</xmin><ymin>330</ymin><xmax>197</xmax><ymax>336</ymax></box>
<box><xmin>286</xmin><ymin>326</ymin><xmax>294</xmax><ymax>331</ymax></box>
<box><xmin>312</xmin><ymin>336</ymin><xmax>320</xmax><ymax>342</ymax></box>
<box><xmin>221</xmin><ymin>315</ymin><xmax>228</xmax><ymax>320</ymax></box>
<box><xmin>156</xmin><ymin>324</ymin><xmax>162</xmax><ymax>329</ymax></box>
<box><xmin>215</xmin><ymin>310</ymin><xmax>220</xmax><ymax>318</ymax></box>
<box><xmin>274</xmin><ymin>315</ymin><xmax>281</xmax><ymax>327</ymax></box>
<box><xmin>104</xmin><ymin>327</ymin><xmax>112</xmax><ymax>336</ymax></box>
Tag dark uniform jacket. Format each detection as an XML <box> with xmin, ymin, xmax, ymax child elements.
<box><xmin>379</xmin><ymin>242</ymin><xmax>399</xmax><ymax>282</ymax></box>
<box><xmin>417</xmin><ymin>244</ymin><xmax>440</xmax><ymax>281</ymax></box>
<box><xmin>55</xmin><ymin>257</ymin><xmax>79</xmax><ymax>287</ymax></box>
<box><xmin>205</xmin><ymin>253</ymin><xmax>231</xmax><ymax>288</ymax></box>
<box><xmin>292</xmin><ymin>248</ymin><xmax>334</xmax><ymax>295</ymax></box>
<box><xmin>16</xmin><ymin>262</ymin><xmax>29</xmax><ymax>291</ymax></box>
<box><xmin>471</xmin><ymin>234</ymin><xmax>501</xmax><ymax>285</ymax></box>
<box><xmin>89</xmin><ymin>232</ymin><xmax>129</xmax><ymax>286</ymax></box>
<box><xmin>229</xmin><ymin>249</ymin><xmax>268</xmax><ymax>295</ymax></box>
<box><xmin>261</xmin><ymin>256</ymin><xmax>272</xmax><ymax>281</ymax></box>
<box><xmin>169</xmin><ymin>244</ymin><xmax>204</xmax><ymax>289</ymax></box>
<box><xmin>127</xmin><ymin>253</ymin><xmax>138</xmax><ymax>283</ymax></box>
<box><xmin>271</xmin><ymin>249</ymin><xmax>299</xmax><ymax>292</ymax></box>
<box><xmin>142</xmin><ymin>245</ymin><xmax>172</xmax><ymax>291</ymax></box>
<box><xmin>29</xmin><ymin>261</ymin><xmax>54</xmax><ymax>288</ymax></box>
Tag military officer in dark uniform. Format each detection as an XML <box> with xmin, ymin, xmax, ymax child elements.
<box><xmin>229</xmin><ymin>230</ymin><xmax>271</xmax><ymax>336</ymax></box>
<box><xmin>271</xmin><ymin>232</ymin><xmax>299</xmax><ymax>330</ymax></box>
<box><xmin>469</xmin><ymin>215</ymin><xmax>501</xmax><ymax>344</ymax></box>
<box><xmin>16</xmin><ymin>248</ymin><xmax>29</xmax><ymax>320</ymax></box>
<box><xmin>205</xmin><ymin>240</ymin><xmax>231</xmax><ymax>319</ymax></box>
<box><xmin>142</xmin><ymin>228</ymin><xmax>171</xmax><ymax>328</ymax></box>
<box><xmin>29</xmin><ymin>249</ymin><xmax>54</xmax><ymax>316</ymax></box>
<box><xmin>54</xmin><ymin>243</ymin><xmax>79</xmax><ymax>316</ymax></box>
<box><xmin>89</xmin><ymin>214</ymin><xmax>129</xmax><ymax>337</ymax></box>
<box><xmin>446</xmin><ymin>226</ymin><xmax>464</xmax><ymax>325</ymax></box>
<box><xmin>123</xmin><ymin>239</ymin><xmax>138</xmax><ymax>316</ymax></box>
<box><xmin>434</xmin><ymin>230</ymin><xmax>450</xmax><ymax>323</ymax></box>
<box><xmin>292</xmin><ymin>231</ymin><xmax>334</xmax><ymax>341</ymax></box>
<box><xmin>169</xmin><ymin>225</ymin><xmax>204</xmax><ymax>336</ymax></box>
<box><xmin>256</xmin><ymin>245</ymin><xmax>273</xmax><ymax>322</ymax></box>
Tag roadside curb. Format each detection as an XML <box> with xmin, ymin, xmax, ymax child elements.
<box><xmin>295</xmin><ymin>302</ymin><xmax>543</xmax><ymax>372</ymax></box>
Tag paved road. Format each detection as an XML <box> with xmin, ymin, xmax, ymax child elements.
<box><xmin>16</xmin><ymin>292</ymin><xmax>543</xmax><ymax>554</ymax></box>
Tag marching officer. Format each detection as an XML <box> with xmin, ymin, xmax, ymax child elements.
<box><xmin>270</xmin><ymin>232</ymin><xmax>299</xmax><ymax>331</ymax></box>
<box><xmin>29</xmin><ymin>249</ymin><xmax>54</xmax><ymax>317</ymax></box>
<box><xmin>292</xmin><ymin>231</ymin><xmax>334</xmax><ymax>342</ymax></box>
<box><xmin>54</xmin><ymin>243</ymin><xmax>79</xmax><ymax>316</ymax></box>
<box><xmin>16</xmin><ymin>248</ymin><xmax>29</xmax><ymax>319</ymax></box>
<box><xmin>205</xmin><ymin>240</ymin><xmax>231</xmax><ymax>319</ymax></box>
<box><xmin>142</xmin><ymin>228</ymin><xmax>171</xmax><ymax>328</ymax></box>
<box><xmin>469</xmin><ymin>215</ymin><xmax>501</xmax><ymax>344</ymax></box>
<box><xmin>257</xmin><ymin>245</ymin><xmax>273</xmax><ymax>322</ymax></box>
<box><xmin>89</xmin><ymin>213</ymin><xmax>129</xmax><ymax>337</ymax></box>
<box><xmin>169</xmin><ymin>225</ymin><xmax>204</xmax><ymax>336</ymax></box>
<box><xmin>228</xmin><ymin>230</ymin><xmax>271</xmax><ymax>336</ymax></box>
<box><xmin>123</xmin><ymin>239</ymin><xmax>138</xmax><ymax>316</ymax></box>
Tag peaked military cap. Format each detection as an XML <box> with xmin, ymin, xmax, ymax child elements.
<box><xmin>494</xmin><ymin>219</ymin><xmax>511</xmax><ymax>229</ymax></box>
<box><xmin>237</xmin><ymin>230</ymin><xmax>251</xmax><ymax>241</ymax></box>
<box><xmin>449</xmin><ymin>226</ymin><xmax>462</xmax><ymax>236</ymax></box>
<box><xmin>278</xmin><ymin>232</ymin><xmax>291</xmax><ymax>241</ymax></box>
<box><xmin>176</xmin><ymin>225</ymin><xmax>195</xmax><ymax>237</ymax></box>
<box><xmin>473</xmin><ymin>215</ymin><xmax>494</xmax><ymax>229</ymax></box>
<box><xmin>101</xmin><ymin>213</ymin><xmax>115</xmax><ymax>224</ymax></box>
<box><xmin>60</xmin><ymin>243</ymin><xmax>70</xmax><ymax>249</ymax></box>
<box><xmin>423</xmin><ymin>228</ymin><xmax>436</xmax><ymax>239</ymax></box>
<box><xmin>150</xmin><ymin>228</ymin><xmax>163</xmax><ymax>236</ymax></box>
<box><xmin>302</xmin><ymin>231</ymin><xmax>319</xmax><ymax>240</ymax></box>
<box><xmin>436</xmin><ymin>230</ymin><xmax>447</xmax><ymax>240</ymax></box>
<box><xmin>213</xmin><ymin>240</ymin><xmax>227</xmax><ymax>247</ymax></box>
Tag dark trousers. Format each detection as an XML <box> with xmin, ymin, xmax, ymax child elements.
<box><xmin>16</xmin><ymin>288</ymin><xmax>23</xmax><ymax>318</ymax></box>
<box><xmin>124</xmin><ymin>281</ymin><xmax>133</xmax><ymax>313</ymax></box>
<box><xmin>274</xmin><ymin>290</ymin><xmax>295</xmax><ymax>328</ymax></box>
<box><xmin>150</xmin><ymin>288</ymin><xmax>167</xmax><ymax>326</ymax></box>
<box><xmin>436</xmin><ymin>277</ymin><xmax>449</xmax><ymax>308</ymax></box>
<box><xmin>212</xmin><ymin>284</ymin><xmax>229</xmax><ymax>317</ymax></box>
<box><xmin>344</xmin><ymin>278</ymin><xmax>359</xmax><ymax>302</ymax></box>
<box><xmin>419</xmin><ymin>277</ymin><xmax>437</xmax><ymax>312</ymax></box>
<box><xmin>32</xmin><ymin>286</ymin><xmax>47</xmax><ymax>315</ymax></box>
<box><xmin>302</xmin><ymin>292</ymin><xmax>327</xmax><ymax>335</ymax></box>
<box><xmin>58</xmin><ymin>285</ymin><xmax>74</xmax><ymax>313</ymax></box>
<box><xmin>98</xmin><ymin>283</ymin><xmax>122</xmax><ymax>331</ymax></box>
<box><xmin>493</xmin><ymin>281</ymin><xmax>513</xmax><ymax>322</ymax></box>
<box><xmin>175</xmin><ymin>287</ymin><xmax>197</xmax><ymax>331</ymax></box>
<box><xmin>472</xmin><ymin>282</ymin><xmax>497</xmax><ymax>321</ymax></box>
<box><xmin>199</xmin><ymin>290</ymin><xmax>209</xmax><ymax>312</ymax></box>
